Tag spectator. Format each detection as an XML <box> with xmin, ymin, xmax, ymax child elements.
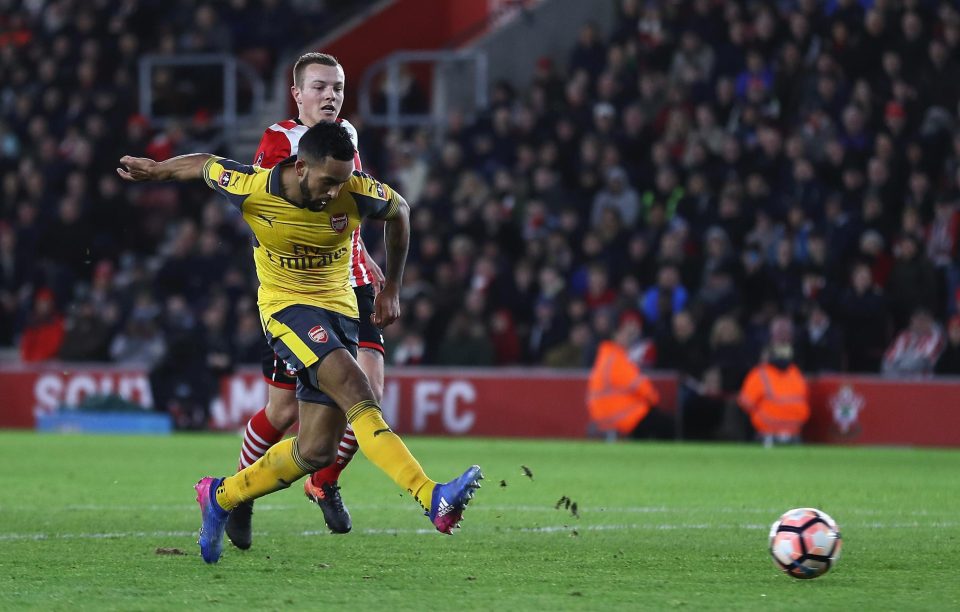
<box><xmin>618</xmin><ymin>310</ymin><xmax>656</xmax><ymax>369</ymax></box>
<box><xmin>583</xmin><ymin>264</ymin><xmax>617</xmax><ymax>311</ymax></box>
<box><xmin>435</xmin><ymin>312</ymin><xmax>495</xmax><ymax>366</ymax></box>
<box><xmin>656</xmin><ymin>310</ymin><xmax>706</xmax><ymax>375</ymax></box>
<box><xmin>488</xmin><ymin>308</ymin><xmax>522</xmax><ymax>365</ymax></box>
<box><xmin>886</xmin><ymin>234</ymin><xmax>939</xmax><ymax>328</ymax></box>
<box><xmin>0</xmin><ymin>222</ymin><xmax>24</xmax><ymax>345</ymax></box>
<box><xmin>41</xmin><ymin>196</ymin><xmax>95</xmax><ymax>281</ymax></box>
<box><xmin>233</xmin><ymin>310</ymin><xmax>265</xmax><ymax>365</ymax></box>
<box><xmin>926</xmin><ymin>198</ymin><xmax>960</xmax><ymax>310</ymax></box>
<box><xmin>766</xmin><ymin>238</ymin><xmax>804</xmax><ymax>315</ymax></box>
<box><xmin>882</xmin><ymin>308</ymin><xmax>945</xmax><ymax>378</ymax></box>
<box><xmin>591</xmin><ymin>166</ymin><xmax>640</xmax><ymax>229</ymax></box>
<box><xmin>58</xmin><ymin>300</ymin><xmax>112</xmax><ymax>362</ymax></box>
<box><xmin>738</xmin><ymin>332</ymin><xmax>810</xmax><ymax>445</ymax></box>
<box><xmin>587</xmin><ymin>313</ymin><xmax>673</xmax><ymax>440</ymax></box>
<box><xmin>735</xmin><ymin>49</ymin><xmax>774</xmax><ymax>100</ymax></box>
<box><xmin>641</xmin><ymin>264</ymin><xmax>688</xmax><ymax>328</ymax></box>
<box><xmin>568</xmin><ymin>22</ymin><xmax>607</xmax><ymax>78</ymax></box>
<box><xmin>837</xmin><ymin>262</ymin><xmax>890</xmax><ymax>372</ymax></box>
<box><xmin>669</xmin><ymin>31</ymin><xmax>715</xmax><ymax>87</ymax></box>
<box><xmin>680</xmin><ymin>367</ymin><xmax>727</xmax><ymax>441</ymax></box>
<box><xmin>857</xmin><ymin>229</ymin><xmax>893</xmax><ymax>288</ymax></box>
<box><xmin>150</xmin><ymin>296</ymin><xmax>215</xmax><ymax>430</ymax></box>
<box><xmin>7</xmin><ymin>0</ymin><xmax>960</xmax><ymax>387</ymax></box>
<box><xmin>708</xmin><ymin>315</ymin><xmax>752</xmax><ymax>397</ymax></box>
<box><xmin>109</xmin><ymin>306</ymin><xmax>165</xmax><ymax>368</ymax></box>
<box><xmin>391</xmin><ymin>327</ymin><xmax>426</xmax><ymax>367</ymax></box>
<box><xmin>19</xmin><ymin>288</ymin><xmax>64</xmax><ymax>362</ymax></box>
<box><xmin>543</xmin><ymin>321</ymin><xmax>594</xmax><ymax>369</ymax></box>
<box><xmin>199</xmin><ymin>299</ymin><xmax>234</xmax><ymax>381</ymax></box>
<box><xmin>526</xmin><ymin>296</ymin><xmax>568</xmax><ymax>364</ymax></box>
<box><xmin>935</xmin><ymin>315</ymin><xmax>960</xmax><ymax>375</ymax></box>
<box><xmin>797</xmin><ymin>302</ymin><xmax>845</xmax><ymax>372</ymax></box>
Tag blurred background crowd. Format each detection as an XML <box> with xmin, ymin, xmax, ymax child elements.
<box><xmin>4</xmin><ymin>0</ymin><xmax>960</xmax><ymax>408</ymax></box>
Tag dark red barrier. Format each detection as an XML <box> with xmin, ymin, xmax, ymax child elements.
<box><xmin>2</xmin><ymin>364</ymin><xmax>958</xmax><ymax>446</ymax></box>
<box><xmin>379</xmin><ymin>368</ymin><xmax>674</xmax><ymax>438</ymax></box>
<box><xmin>212</xmin><ymin>367</ymin><xmax>675</xmax><ymax>438</ymax></box>
<box><xmin>808</xmin><ymin>375</ymin><xmax>960</xmax><ymax>446</ymax></box>
<box><xmin>0</xmin><ymin>364</ymin><xmax>154</xmax><ymax>428</ymax></box>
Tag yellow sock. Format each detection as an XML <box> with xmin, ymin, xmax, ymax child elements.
<box><xmin>347</xmin><ymin>400</ymin><xmax>436</xmax><ymax>510</ymax></box>
<box><xmin>215</xmin><ymin>437</ymin><xmax>311</xmax><ymax>510</ymax></box>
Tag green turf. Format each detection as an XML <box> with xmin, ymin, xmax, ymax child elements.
<box><xmin>0</xmin><ymin>432</ymin><xmax>957</xmax><ymax>611</ymax></box>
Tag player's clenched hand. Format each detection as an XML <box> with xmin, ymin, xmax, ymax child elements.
<box><xmin>372</xmin><ymin>283</ymin><xmax>400</xmax><ymax>328</ymax></box>
<box><xmin>116</xmin><ymin>156</ymin><xmax>158</xmax><ymax>182</ymax></box>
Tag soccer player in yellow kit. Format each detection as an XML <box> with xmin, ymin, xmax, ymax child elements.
<box><xmin>117</xmin><ymin>121</ymin><xmax>482</xmax><ymax>564</ymax></box>
<box><xmin>232</xmin><ymin>53</ymin><xmax>374</xmax><ymax>544</ymax></box>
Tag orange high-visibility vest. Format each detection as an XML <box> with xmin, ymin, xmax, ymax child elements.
<box><xmin>738</xmin><ymin>363</ymin><xmax>809</xmax><ymax>436</ymax></box>
<box><xmin>587</xmin><ymin>340</ymin><xmax>660</xmax><ymax>435</ymax></box>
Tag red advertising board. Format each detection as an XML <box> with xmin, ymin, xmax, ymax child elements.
<box><xmin>212</xmin><ymin>367</ymin><xmax>676</xmax><ymax>438</ymax></box>
<box><xmin>0</xmin><ymin>365</ymin><xmax>673</xmax><ymax>438</ymax></box>
<box><xmin>0</xmin><ymin>364</ymin><xmax>154</xmax><ymax>428</ymax></box>
<box><xmin>808</xmin><ymin>376</ymin><xmax>960</xmax><ymax>446</ymax></box>
<box><xmin>2</xmin><ymin>364</ymin><xmax>959</xmax><ymax>446</ymax></box>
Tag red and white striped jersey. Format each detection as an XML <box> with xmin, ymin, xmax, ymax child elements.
<box><xmin>252</xmin><ymin>117</ymin><xmax>374</xmax><ymax>288</ymax></box>
<box><xmin>883</xmin><ymin>328</ymin><xmax>945</xmax><ymax>374</ymax></box>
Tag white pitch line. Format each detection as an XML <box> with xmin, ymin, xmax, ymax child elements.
<box><xmin>1</xmin><ymin>521</ymin><xmax>957</xmax><ymax>542</ymax></box>
<box><xmin>0</xmin><ymin>530</ymin><xmax>196</xmax><ymax>542</ymax></box>
<box><xmin>0</xmin><ymin>504</ymin><xmax>953</xmax><ymax>518</ymax></box>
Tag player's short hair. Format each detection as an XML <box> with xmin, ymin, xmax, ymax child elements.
<box><xmin>293</xmin><ymin>52</ymin><xmax>340</xmax><ymax>88</ymax></box>
<box><xmin>297</xmin><ymin>122</ymin><xmax>356</xmax><ymax>163</ymax></box>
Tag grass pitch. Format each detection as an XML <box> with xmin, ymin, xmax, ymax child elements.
<box><xmin>0</xmin><ymin>432</ymin><xmax>957</xmax><ymax>611</ymax></box>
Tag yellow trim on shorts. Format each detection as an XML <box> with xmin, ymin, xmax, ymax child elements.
<box><xmin>264</xmin><ymin>317</ymin><xmax>320</xmax><ymax>369</ymax></box>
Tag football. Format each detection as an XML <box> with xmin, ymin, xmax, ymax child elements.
<box><xmin>769</xmin><ymin>508</ymin><xmax>843</xmax><ymax>579</ymax></box>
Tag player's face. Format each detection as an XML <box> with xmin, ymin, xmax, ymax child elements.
<box><xmin>296</xmin><ymin>157</ymin><xmax>355</xmax><ymax>212</ymax></box>
<box><xmin>293</xmin><ymin>63</ymin><xmax>345</xmax><ymax>126</ymax></box>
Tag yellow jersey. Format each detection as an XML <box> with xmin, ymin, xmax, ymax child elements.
<box><xmin>201</xmin><ymin>156</ymin><xmax>398</xmax><ymax>319</ymax></box>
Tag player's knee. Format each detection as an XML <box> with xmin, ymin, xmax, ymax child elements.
<box><xmin>295</xmin><ymin>436</ymin><xmax>337</xmax><ymax>470</ymax></box>
<box><xmin>265</xmin><ymin>393</ymin><xmax>299</xmax><ymax>429</ymax></box>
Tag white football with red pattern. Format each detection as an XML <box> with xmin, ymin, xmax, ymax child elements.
<box><xmin>769</xmin><ymin>508</ymin><xmax>842</xmax><ymax>579</ymax></box>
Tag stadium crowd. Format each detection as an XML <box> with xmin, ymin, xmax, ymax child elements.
<box><xmin>4</xmin><ymin>0</ymin><xmax>960</xmax><ymax>410</ymax></box>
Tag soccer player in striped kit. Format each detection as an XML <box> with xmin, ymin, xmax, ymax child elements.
<box><xmin>228</xmin><ymin>52</ymin><xmax>382</xmax><ymax>546</ymax></box>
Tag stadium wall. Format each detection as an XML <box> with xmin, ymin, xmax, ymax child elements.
<box><xmin>298</xmin><ymin>0</ymin><xmax>493</xmax><ymax>116</ymax></box>
<box><xmin>1</xmin><ymin>364</ymin><xmax>958</xmax><ymax>446</ymax></box>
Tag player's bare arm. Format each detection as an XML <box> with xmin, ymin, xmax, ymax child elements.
<box><xmin>116</xmin><ymin>153</ymin><xmax>213</xmax><ymax>182</ymax></box>
<box><xmin>372</xmin><ymin>191</ymin><xmax>409</xmax><ymax>328</ymax></box>
<box><xmin>359</xmin><ymin>236</ymin><xmax>385</xmax><ymax>294</ymax></box>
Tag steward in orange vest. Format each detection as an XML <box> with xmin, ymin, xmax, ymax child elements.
<box><xmin>587</xmin><ymin>315</ymin><xmax>661</xmax><ymax>436</ymax></box>
<box><xmin>738</xmin><ymin>345</ymin><xmax>810</xmax><ymax>438</ymax></box>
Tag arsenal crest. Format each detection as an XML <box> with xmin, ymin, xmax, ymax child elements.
<box><xmin>308</xmin><ymin>325</ymin><xmax>328</xmax><ymax>343</ymax></box>
<box><xmin>218</xmin><ymin>170</ymin><xmax>232</xmax><ymax>186</ymax></box>
<box><xmin>330</xmin><ymin>212</ymin><xmax>348</xmax><ymax>233</ymax></box>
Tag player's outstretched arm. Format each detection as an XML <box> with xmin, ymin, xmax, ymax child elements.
<box><xmin>372</xmin><ymin>192</ymin><xmax>410</xmax><ymax>328</ymax></box>
<box><xmin>116</xmin><ymin>153</ymin><xmax>214</xmax><ymax>182</ymax></box>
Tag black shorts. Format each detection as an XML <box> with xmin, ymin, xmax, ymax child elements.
<box><xmin>354</xmin><ymin>284</ymin><xmax>385</xmax><ymax>354</ymax></box>
<box><xmin>263</xmin><ymin>304</ymin><xmax>358</xmax><ymax>405</ymax></box>
<box><xmin>261</xmin><ymin>285</ymin><xmax>384</xmax><ymax>389</ymax></box>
